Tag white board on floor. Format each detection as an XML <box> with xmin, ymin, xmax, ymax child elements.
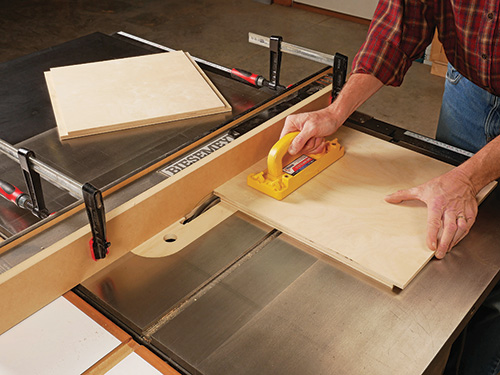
<box><xmin>0</xmin><ymin>297</ymin><xmax>120</xmax><ymax>375</ymax></box>
<box><xmin>107</xmin><ymin>352</ymin><xmax>163</xmax><ymax>375</ymax></box>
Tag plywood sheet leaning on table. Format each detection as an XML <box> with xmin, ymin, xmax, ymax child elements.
<box><xmin>44</xmin><ymin>51</ymin><xmax>231</xmax><ymax>140</ymax></box>
<box><xmin>215</xmin><ymin>126</ymin><xmax>496</xmax><ymax>289</ymax></box>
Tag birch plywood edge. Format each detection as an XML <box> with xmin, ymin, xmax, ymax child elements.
<box><xmin>44</xmin><ymin>51</ymin><xmax>231</xmax><ymax>140</ymax></box>
<box><xmin>215</xmin><ymin>126</ymin><xmax>496</xmax><ymax>289</ymax></box>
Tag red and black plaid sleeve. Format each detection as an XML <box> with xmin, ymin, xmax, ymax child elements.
<box><xmin>352</xmin><ymin>0</ymin><xmax>500</xmax><ymax>95</ymax></box>
<box><xmin>352</xmin><ymin>0</ymin><xmax>436</xmax><ymax>87</ymax></box>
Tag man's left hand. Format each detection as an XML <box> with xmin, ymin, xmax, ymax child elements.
<box><xmin>385</xmin><ymin>168</ymin><xmax>478</xmax><ymax>259</ymax></box>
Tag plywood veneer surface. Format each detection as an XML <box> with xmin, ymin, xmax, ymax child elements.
<box><xmin>45</xmin><ymin>51</ymin><xmax>231</xmax><ymax>139</ymax></box>
<box><xmin>215</xmin><ymin>126</ymin><xmax>495</xmax><ymax>288</ymax></box>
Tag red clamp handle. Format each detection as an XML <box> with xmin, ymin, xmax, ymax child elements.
<box><xmin>231</xmin><ymin>68</ymin><xmax>266</xmax><ymax>87</ymax></box>
<box><xmin>231</xmin><ymin>68</ymin><xmax>259</xmax><ymax>85</ymax></box>
<box><xmin>0</xmin><ymin>179</ymin><xmax>26</xmax><ymax>206</ymax></box>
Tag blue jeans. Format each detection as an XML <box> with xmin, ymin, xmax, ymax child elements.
<box><xmin>439</xmin><ymin>64</ymin><xmax>500</xmax><ymax>375</ymax></box>
<box><xmin>436</xmin><ymin>64</ymin><xmax>500</xmax><ymax>153</ymax></box>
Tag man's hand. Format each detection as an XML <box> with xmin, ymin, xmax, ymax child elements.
<box><xmin>280</xmin><ymin>108</ymin><xmax>340</xmax><ymax>155</ymax></box>
<box><xmin>385</xmin><ymin>168</ymin><xmax>478</xmax><ymax>259</ymax></box>
<box><xmin>280</xmin><ymin>73</ymin><xmax>384</xmax><ymax>155</ymax></box>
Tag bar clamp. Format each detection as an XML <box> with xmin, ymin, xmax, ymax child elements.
<box><xmin>0</xmin><ymin>139</ymin><xmax>110</xmax><ymax>260</ymax></box>
<box><xmin>83</xmin><ymin>183</ymin><xmax>110</xmax><ymax>260</ymax></box>
<box><xmin>17</xmin><ymin>148</ymin><xmax>50</xmax><ymax>219</ymax></box>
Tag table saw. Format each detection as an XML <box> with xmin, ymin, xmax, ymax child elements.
<box><xmin>1</xmin><ymin>32</ymin><xmax>500</xmax><ymax>375</ymax></box>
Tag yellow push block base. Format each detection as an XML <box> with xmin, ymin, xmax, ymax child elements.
<box><xmin>247</xmin><ymin>132</ymin><xmax>345</xmax><ymax>200</ymax></box>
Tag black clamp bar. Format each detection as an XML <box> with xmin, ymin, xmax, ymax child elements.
<box><xmin>17</xmin><ymin>148</ymin><xmax>50</xmax><ymax>219</ymax></box>
<box><xmin>269</xmin><ymin>35</ymin><xmax>284</xmax><ymax>90</ymax></box>
<box><xmin>83</xmin><ymin>183</ymin><xmax>110</xmax><ymax>260</ymax></box>
<box><xmin>332</xmin><ymin>53</ymin><xmax>348</xmax><ymax>102</ymax></box>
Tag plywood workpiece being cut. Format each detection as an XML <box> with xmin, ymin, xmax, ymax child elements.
<box><xmin>215</xmin><ymin>126</ymin><xmax>496</xmax><ymax>288</ymax></box>
<box><xmin>45</xmin><ymin>51</ymin><xmax>231</xmax><ymax>140</ymax></box>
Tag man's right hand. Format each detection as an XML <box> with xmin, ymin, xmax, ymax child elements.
<box><xmin>280</xmin><ymin>73</ymin><xmax>384</xmax><ymax>156</ymax></box>
<box><xmin>280</xmin><ymin>107</ymin><xmax>340</xmax><ymax>155</ymax></box>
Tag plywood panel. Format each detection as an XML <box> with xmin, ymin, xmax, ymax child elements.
<box><xmin>215</xmin><ymin>126</ymin><xmax>495</xmax><ymax>288</ymax></box>
<box><xmin>45</xmin><ymin>51</ymin><xmax>231</xmax><ymax>139</ymax></box>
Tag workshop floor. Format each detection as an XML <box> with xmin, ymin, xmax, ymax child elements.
<box><xmin>1</xmin><ymin>0</ymin><xmax>444</xmax><ymax>137</ymax></box>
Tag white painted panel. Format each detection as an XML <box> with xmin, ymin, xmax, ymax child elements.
<box><xmin>298</xmin><ymin>0</ymin><xmax>379</xmax><ymax>20</ymax></box>
<box><xmin>107</xmin><ymin>353</ymin><xmax>162</xmax><ymax>375</ymax></box>
<box><xmin>0</xmin><ymin>297</ymin><xmax>120</xmax><ymax>375</ymax></box>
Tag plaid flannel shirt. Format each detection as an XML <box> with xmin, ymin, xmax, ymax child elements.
<box><xmin>352</xmin><ymin>0</ymin><xmax>500</xmax><ymax>95</ymax></box>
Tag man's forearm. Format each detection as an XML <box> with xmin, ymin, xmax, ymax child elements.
<box><xmin>459</xmin><ymin>135</ymin><xmax>500</xmax><ymax>193</ymax></box>
<box><xmin>325</xmin><ymin>73</ymin><xmax>384</xmax><ymax>124</ymax></box>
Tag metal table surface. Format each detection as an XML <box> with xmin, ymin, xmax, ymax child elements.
<box><xmin>0</xmin><ymin>32</ymin><xmax>274</xmax><ymax>238</ymax></box>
